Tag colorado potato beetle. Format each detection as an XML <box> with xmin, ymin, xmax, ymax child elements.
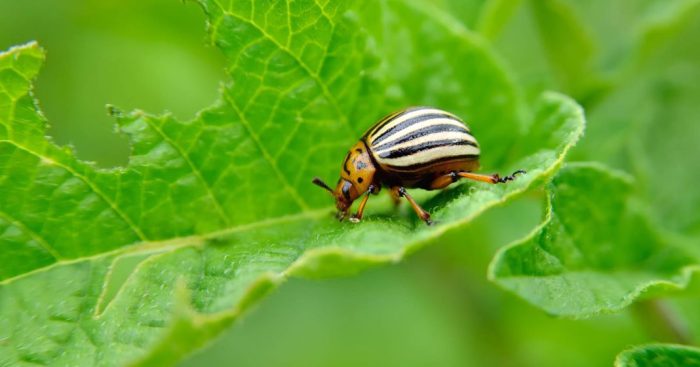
<box><xmin>312</xmin><ymin>107</ymin><xmax>525</xmax><ymax>225</ymax></box>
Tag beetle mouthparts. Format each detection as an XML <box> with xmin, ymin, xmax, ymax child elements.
<box><xmin>335</xmin><ymin>210</ymin><xmax>347</xmax><ymax>222</ymax></box>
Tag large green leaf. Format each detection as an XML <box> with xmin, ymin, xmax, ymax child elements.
<box><xmin>615</xmin><ymin>344</ymin><xmax>700</xmax><ymax>367</ymax></box>
<box><xmin>527</xmin><ymin>0</ymin><xmax>610</xmax><ymax>104</ymax></box>
<box><xmin>489</xmin><ymin>163</ymin><xmax>700</xmax><ymax>317</ymax></box>
<box><xmin>441</xmin><ymin>0</ymin><xmax>523</xmax><ymax>40</ymax></box>
<box><xmin>572</xmin><ymin>5</ymin><xmax>700</xmax><ymax>237</ymax></box>
<box><xmin>0</xmin><ymin>0</ymin><xmax>584</xmax><ymax>365</ymax></box>
<box><xmin>486</xmin><ymin>0</ymin><xmax>700</xmax><ymax>109</ymax></box>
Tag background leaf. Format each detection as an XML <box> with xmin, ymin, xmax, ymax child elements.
<box><xmin>576</xmin><ymin>6</ymin><xmax>700</xmax><ymax>237</ymax></box>
<box><xmin>489</xmin><ymin>163</ymin><xmax>700</xmax><ymax>317</ymax></box>
<box><xmin>615</xmin><ymin>344</ymin><xmax>700</xmax><ymax>367</ymax></box>
<box><xmin>0</xmin><ymin>0</ymin><xmax>223</xmax><ymax>167</ymax></box>
<box><xmin>528</xmin><ymin>0</ymin><xmax>609</xmax><ymax>104</ymax></box>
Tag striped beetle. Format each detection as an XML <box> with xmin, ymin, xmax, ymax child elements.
<box><xmin>312</xmin><ymin>107</ymin><xmax>524</xmax><ymax>225</ymax></box>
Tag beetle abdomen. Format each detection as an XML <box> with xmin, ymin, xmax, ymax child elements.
<box><xmin>364</xmin><ymin>107</ymin><xmax>480</xmax><ymax>173</ymax></box>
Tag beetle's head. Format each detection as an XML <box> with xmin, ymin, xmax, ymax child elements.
<box><xmin>332</xmin><ymin>178</ymin><xmax>356</xmax><ymax>218</ymax></box>
<box><xmin>312</xmin><ymin>141</ymin><xmax>376</xmax><ymax>221</ymax></box>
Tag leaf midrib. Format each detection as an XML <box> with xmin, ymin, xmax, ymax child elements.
<box><xmin>0</xmin><ymin>207</ymin><xmax>332</xmax><ymax>286</ymax></box>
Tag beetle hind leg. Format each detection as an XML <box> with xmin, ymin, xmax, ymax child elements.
<box><xmin>428</xmin><ymin>171</ymin><xmax>461</xmax><ymax>190</ymax></box>
<box><xmin>389</xmin><ymin>187</ymin><xmax>402</xmax><ymax>210</ymax></box>
<box><xmin>429</xmin><ymin>170</ymin><xmax>525</xmax><ymax>188</ymax></box>
<box><xmin>489</xmin><ymin>169</ymin><xmax>527</xmax><ymax>183</ymax></box>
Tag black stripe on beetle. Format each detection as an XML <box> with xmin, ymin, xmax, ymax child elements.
<box><xmin>372</xmin><ymin>123</ymin><xmax>473</xmax><ymax>152</ymax></box>
<box><xmin>378</xmin><ymin>139</ymin><xmax>477</xmax><ymax>159</ymax></box>
<box><xmin>371</xmin><ymin>112</ymin><xmax>467</xmax><ymax>146</ymax></box>
<box><xmin>384</xmin><ymin>153</ymin><xmax>481</xmax><ymax>172</ymax></box>
<box><xmin>366</xmin><ymin>108</ymin><xmax>412</xmax><ymax>137</ymax></box>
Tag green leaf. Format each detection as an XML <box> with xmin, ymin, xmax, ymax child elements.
<box><xmin>485</xmin><ymin>0</ymin><xmax>700</xmax><ymax>110</ymax></box>
<box><xmin>438</xmin><ymin>0</ymin><xmax>523</xmax><ymax>40</ymax></box>
<box><xmin>527</xmin><ymin>0</ymin><xmax>611</xmax><ymax>104</ymax></box>
<box><xmin>0</xmin><ymin>0</ymin><xmax>584</xmax><ymax>365</ymax></box>
<box><xmin>489</xmin><ymin>163</ymin><xmax>700</xmax><ymax>317</ymax></box>
<box><xmin>475</xmin><ymin>0</ymin><xmax>524</xmax><ymax>40</ymax></box>
<box><xmin>433</xmin><ymin>0</ymin><xmax>488</xmax><ymax>30</ymax></box>
<box><xmin>615</xmin><ymin>344</ymin><xmax>700</xmax><ymax>367</ymax></box>
<box><xmin>575</xmin><ymin>5</ymin><xmax>700</xmax><ymax>236</ymax></box>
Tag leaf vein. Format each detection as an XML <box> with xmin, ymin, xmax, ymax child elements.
<box><xmin>141</xmin><ymin>117</ymin><xmax>230</xmax><ymax>225</ymax></box>
<box><xmin>0</xmin><ymin>205</ymin><xmax>331</xmax><ymax>286</ymax></box>
<box><xmin>0</xmin><ymin>208</ymin><xmax>61</xmax><ymax>260</ymax></box>
<box><xmin>222</xmin><ymin>94</ymin><xmax>310</xmax><ymax>210</ymax></box>
<box><xmin>0</xmin><ymin>140</ymin><xmax>148</xmax><ymax>242</ymax></box>
<box><xmin>212</xmin><ymin>2</ymin><xmax>352</xmax><ymax>134</ymax></box>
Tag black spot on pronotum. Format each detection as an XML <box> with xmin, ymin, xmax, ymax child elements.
<box><xmin>358</xmin><ymin>177</ymin><xmax>364</xmax><ymax>183</ymax></box>
<box><xmin>356</xmin><ymin>148</ymin><xmax>363</xmax><ymax>153</ymax></box>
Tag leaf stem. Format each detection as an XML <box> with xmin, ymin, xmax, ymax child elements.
<box><xmin>631</xmin><ymin>299</ymin><xmax>693</xmax><ymax>345</ymax></box>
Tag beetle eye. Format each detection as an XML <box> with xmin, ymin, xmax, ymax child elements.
<box><xmin>341</xmin><ymin>180</ymin><xmax>352</xmax><ymax>200</ymax></box>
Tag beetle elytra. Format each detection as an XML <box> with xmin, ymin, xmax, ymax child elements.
<box><xmin>312</xmin><ymin>107</ymin><xmax>524</xmax><ymax>225</ymax></box>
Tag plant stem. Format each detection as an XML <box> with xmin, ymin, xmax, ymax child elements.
<box><xmin>632</xmin><ymin>299</ymin><xmax>693</xmax><ymax>345</ymax></box>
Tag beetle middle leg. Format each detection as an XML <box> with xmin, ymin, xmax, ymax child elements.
<box><xmin>392</xmin><ymin>186</ymin><xmax>432</xmax><ymax>225</ymax></box>
<box><xmin>389</xmin><ymin>187</ymin><xmax>402</xmax><ymax>210</ymax></box>
<box><xmin>428</xmin><ymin>170</ymin><xmax>526</xmax><ymax>189</ymax></box>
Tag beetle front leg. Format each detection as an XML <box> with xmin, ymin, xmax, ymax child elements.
<box><xmin>392</xmin><ymin>186</ymin><xmax>432</xmax><ymax>225</ymax></box>
<box><xmin>349</xmin><ymin>184</ymin><xmax>377</xmax><ymax>223</ymax></box>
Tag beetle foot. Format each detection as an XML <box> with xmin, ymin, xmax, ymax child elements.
<box><xmin>493</xmin><ymin>169</ymin><xmax>526</xmax><ymax>183</ymax></box>
<box><xmin>397</xmin><ymin>187</ymin><xmax>407</xmax><ymax>197</ymax></box>
<box><xmin>349</xmin><ymin>216</ymin><xmax>361</xmax><ymax>223</ymax></box>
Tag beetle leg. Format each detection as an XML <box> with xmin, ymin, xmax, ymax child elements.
<box><xmin>427</xmin><ymin>172</ymin><xmax>460</xmax><ymax>190</ymax></box>
<box><xmin>455</xmin><ymin>170</ymin><xmax>526</xmax><ymax>184</ymax></box>
<box><xmin>428</xmin><ymin>169</ymin><xmax>526</xmax><ymax>189</ymax></box>
<box><xmin>389</xmin><ymin>188</ymin><xmax>402</xmax><ymax>209</ymax></box>
<box><xmin>392</xmin><ymin>186</ymin><xmax>432</xmax><ymax>225</ymax></box>
<box><xmin>350</xmin><ymin>184</ymin><xmax>377</xmax><ymax>223</ymax></box>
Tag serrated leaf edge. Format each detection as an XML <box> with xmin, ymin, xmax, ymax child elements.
<box><xmin>487</xmin><ymin>162</ymin><xmax>700</xmax><ymax>318</ymax></box>
<box><xmin>614</xmin><ymin>343</ymin><xmax>700</xmax><ymax>367</ymax></box>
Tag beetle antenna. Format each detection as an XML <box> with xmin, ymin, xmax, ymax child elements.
<box><xmin>312</xmin><ymin>177</ymin><xmax>334</xmax><ymax>194</ymax></box>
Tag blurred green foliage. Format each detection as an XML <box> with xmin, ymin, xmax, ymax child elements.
<box><xmin>2</xmin><ymin>0</ymin><xmax>700</xmax><ymax>366</ymax></box>
<box><xmin>0</xmin><ymin>0</ymin><xmax>224</xmax><ymax>166</ymax></box>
